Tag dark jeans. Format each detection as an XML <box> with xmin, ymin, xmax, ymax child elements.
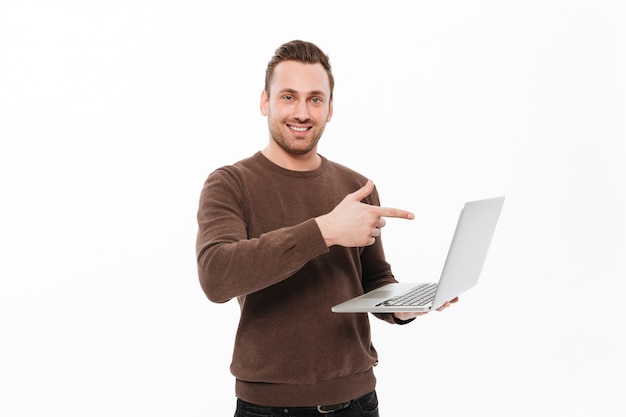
<box><xmin>234</xmin><ymin>390</ymin><xmax>379</xmax><ymax>417</ymax></box>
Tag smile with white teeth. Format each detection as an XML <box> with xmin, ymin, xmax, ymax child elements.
<box><xmin>289</xmin><ymin>125</ymin><xmax>309</xmax><ymax>132</ymax></box>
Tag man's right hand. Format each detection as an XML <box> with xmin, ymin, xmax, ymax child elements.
<box><xmin>315</xmin><ymin>180</ymin><xmax>414</xmax><ymax>247</ymax></box>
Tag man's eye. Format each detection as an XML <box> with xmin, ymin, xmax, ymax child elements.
<box><xmin>311</xmin><ymin>97</ymin><xmax>322</xmax><ymax>103</ymax></box>
<box><xmin>283</xmin><ymin>95</ymin><xmax>293</xmax><ymax>101</ymax></box>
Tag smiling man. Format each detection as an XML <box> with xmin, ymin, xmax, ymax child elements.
<box><xmin>196</xmin><ymin>40</ymin><xmax>455</xmax><ymax>416</ymax></box>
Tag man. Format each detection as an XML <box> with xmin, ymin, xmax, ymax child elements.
<box><xmin>196</xmin><ymin>40</ymin><xmax>456</xmax><ymax>416</ymax></box>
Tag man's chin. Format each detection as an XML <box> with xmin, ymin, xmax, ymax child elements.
<box><xmin>281</xmin><ymin>140</ymin><xmax>318</xmax><ymax>155</ymax></box>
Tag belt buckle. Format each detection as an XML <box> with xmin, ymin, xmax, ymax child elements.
<box><xmin>316</xmin><ymin>401</ymin><xmax>350</xmax><ymax>414</ymax></box>
<box><xmin>316</xmin><ymin>405</ymin><xmax>335</xmax><ymax>414</ymax></box>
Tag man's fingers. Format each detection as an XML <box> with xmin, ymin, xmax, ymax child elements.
<box><xmin>347</xmin><ymin>180</ymin><xmax>414</xmax><ymax>219</ymax></box>
<box><xmin>435</xmin><ymin>297</ymin><xmax>459</xmax><ymax>311</ymax></box>
<box><xmin>376</xmin><ymin>206</ymin><xmax>415</xmax><ymax>220</ymax></box>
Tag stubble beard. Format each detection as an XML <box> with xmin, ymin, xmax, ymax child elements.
<box><xmin>267</xmin><ymin>118</ymin><xmax>326</xmax><ymax>156</ymax></box>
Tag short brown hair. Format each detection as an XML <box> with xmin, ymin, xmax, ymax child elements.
<box><xmin>264</xmin><ymin>40</ymin><xmax>334</xmax><ymax>99</ymax></box>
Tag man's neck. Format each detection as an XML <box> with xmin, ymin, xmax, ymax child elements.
<box><xmin>261</xmin><ymin>145</ymin><xmax>321</xmax><ymax>171</ymax></box>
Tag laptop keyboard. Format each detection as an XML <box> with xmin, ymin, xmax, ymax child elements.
<box><xmin>377</xmin><ymin>283</ymin><xmax>437</xmax><ymax>307</ymax></box>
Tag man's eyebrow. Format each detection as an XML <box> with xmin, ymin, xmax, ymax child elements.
<box><xmin>278</xmin><ymin>88</ymin><xmax>328</xmax><ymax>98</ymax></box>
<box><xmin>309</xmin><ymin>90</ymin><xmax>328</xmax><ymax>98</ymax></box>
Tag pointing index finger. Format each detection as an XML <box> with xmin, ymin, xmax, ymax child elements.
<box><xmin>376</xmin><ymin>206</ymin><xmax>415</xmax><ymax>220</ymax></box>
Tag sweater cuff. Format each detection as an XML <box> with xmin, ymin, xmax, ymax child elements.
<box><xmin>392</xmin><ymin>315</ymin><xmax>416</xmax><ymax>325</ymax></box>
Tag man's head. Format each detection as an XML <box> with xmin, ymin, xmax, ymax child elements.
<box><xmin>264</xmin><ymin>40</ymin><xmax>334</xmax><ymax>100</ymax></box>
<box><xmin>260</xmin><ymin>41</ymin><xmax>334</xmax><ymax>166</ymax></box>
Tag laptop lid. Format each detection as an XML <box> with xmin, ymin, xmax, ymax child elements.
<box><xmin>430</xmin><ymin>195</ymin><xmax>505</xmax><ymax>309</ymax></box>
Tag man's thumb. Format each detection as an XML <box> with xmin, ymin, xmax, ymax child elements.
<box><xmin>350</xmin><ymin>179</ymin><xmax>374</xmax><ymax>202</ymax></box>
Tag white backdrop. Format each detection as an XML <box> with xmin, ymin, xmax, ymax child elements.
<box><xmin>1</xmin><ymin>1</ymin><xmax>624</xmax><ymax>416</ymax></box>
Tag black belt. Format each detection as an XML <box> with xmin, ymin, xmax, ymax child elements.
<box><xmin>238</xmin><ymin>397</ymin><xmax>354</xmax><ymax>414</ymax></box>
<box><xmin>238</xmin><ymin>391</ymin><xmax>374</xmax><ymax>414</ymax></box>
<box><xmin>278</xmin><ymin>400</ymin><xmax>351</xmax><ymax>414</ymax></box>
<box><xmin>288</xmin><ymin>395</ymin><xmax>360</xmax><ymax>414</ymax></box>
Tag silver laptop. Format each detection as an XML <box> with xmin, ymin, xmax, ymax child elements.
<box><xmin>331</xmin><ymin>196</ymin><xmax>505</xmax><ymax>313</ymax></box>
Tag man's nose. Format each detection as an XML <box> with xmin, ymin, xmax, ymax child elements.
<box><xmin>293</xmin><ymin>101</ymin><xmax>309</xmax><ymax>121</ymax></box>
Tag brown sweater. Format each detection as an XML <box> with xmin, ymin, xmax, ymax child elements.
<box><xmin>196</xmin><ymin>152</ymin><xmax>399</xmax><ymax>407</ymax></box>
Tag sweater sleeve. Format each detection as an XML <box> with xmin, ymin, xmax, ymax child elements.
<box><xmin>195</xmin><ymin>169</ymin><xmax>330</xmax><ymax>303</ymax></box>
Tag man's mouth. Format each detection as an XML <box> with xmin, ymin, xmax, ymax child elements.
<box><xmin>288</xmin><ymin>125</ymin><xmax>310</xmax><ymax>132</ymax></box>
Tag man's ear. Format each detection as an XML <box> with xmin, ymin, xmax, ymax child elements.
<box><xmin>326</xmin><ymin>98</ymin><xmax>333</xmax><ymax>123</ymax></box>
<box><xmin>260</xmin><ymin>90</ymin><xmax>269</xmax><ymax>116</ymax></box>
<box><xmin>327</xmin><ymin>98</ymin><xmax>333</xmax><ymax>122</ymax></box>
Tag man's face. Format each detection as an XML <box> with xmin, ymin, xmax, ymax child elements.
<box><xmin>261</xmin><ymin>61</ymin><xmax>333</xmax><ymax>156</ymax></box>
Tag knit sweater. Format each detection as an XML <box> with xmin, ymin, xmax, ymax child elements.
<box><xmin>196</xmin><ymin>151</ymin><xmax>399</xmax><ymax>407</ymax></box>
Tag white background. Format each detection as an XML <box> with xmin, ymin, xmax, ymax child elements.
<box><xmin>1</xmin><ymin>1</ymin><xmax>624</xmax><ymax>416</ymax></box>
